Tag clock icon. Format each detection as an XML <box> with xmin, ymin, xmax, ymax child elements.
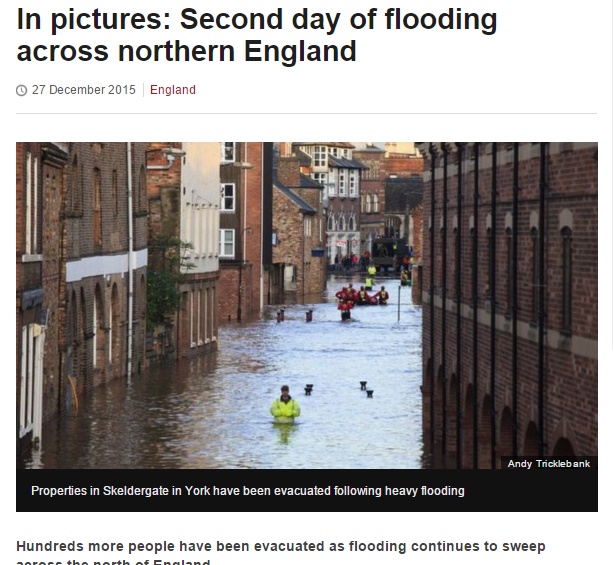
<box><xmin>16</xmin><ymin>85</ymin><xmax>27</xmax><ymax>96</ymax></box>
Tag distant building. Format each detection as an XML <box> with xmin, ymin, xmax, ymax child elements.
<box><xmin>147</xmin><ymin>143</ymin><xmax>220</xmax><ymax>357</ymax></box>
<box><xmin>217</xmin><ymin>143</ymin><xmax>273</xmax><ymax>322</ymax></box>
<box><xmin>293</xmin><ymin>143</ymin><xmax>367</xmax><ymax>267</ymax></box>
<box><xmin>419</xmin><ymin>142</ymin><xmax>598</xmax><ymax>468</ymax></box>
<box><xmin>271</xmin><ymin>147</ymin><xmax>327</xmax><ymax>301</ymax></box>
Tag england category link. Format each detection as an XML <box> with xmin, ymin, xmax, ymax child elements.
<box><xmin>31</xmin><ymin>84</ymin><xmax>137</xmax><ymax>95</ymax></box>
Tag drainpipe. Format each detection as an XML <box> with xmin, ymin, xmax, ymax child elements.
<box><xmin>472</xmin><ymin>143</ymin><xmax>479</xmax><ymax>468</ymax></box>
<box><xmin>126</xmin><ymin>142</ymin><xmax>134</xmax><ymax>381</ymax></box>
<box><xmin>538</xmin><ymin>143</ymin><xmax>547</xmax><ymax>456</ymax></box>
<box><xmin>441</xmin><ymin>144</ymin><xmax>448</xmax><ymax>457</ymax></box>
<box><xmin>428</xmin><ymin>143</ymin><xmax>436</xmax><ymax>451</ymax></box>
<box><xmin>490</xmin><ymin>142</ymin><xmax>497</xmax><ymax>469</ymax></box>
<box><xmin>512</xmin><ymin>143</ymin><xmax>519</xmax><ymax>455</ymax></box>
<box><xmin>456</xmin><ymin>143</ymin><xmax>464</xmax><ymax>468</ymax></box>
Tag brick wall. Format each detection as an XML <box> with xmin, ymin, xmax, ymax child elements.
<box><xmin>421</xmin><ymin>143</ymin><xmax>598</xmax><ymax>467</ymax></box>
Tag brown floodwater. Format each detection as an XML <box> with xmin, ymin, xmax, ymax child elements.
<box><xmin>22</xmin><ymin>274</ymin><xmax>424</xmax><ymax>469</ymax></box>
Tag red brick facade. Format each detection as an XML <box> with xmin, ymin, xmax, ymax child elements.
<box><xmin>17</xmin><ymin>143</ymin><xmax>149</xmax><ymax>450</ymax></box>
<box><xmin>420</xmin><ymin>142</ymin><xmax>598</xmax><ymax>467</ymax></box>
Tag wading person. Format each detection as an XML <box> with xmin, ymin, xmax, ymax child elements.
<box><xmin>270</xmin><ymin>385</ymin><xmax>301</xmax><ymax>423</ymax></box>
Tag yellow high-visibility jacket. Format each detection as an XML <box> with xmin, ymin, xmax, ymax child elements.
<box><xmin>270</xmin><ymin>397</ymin><xmax>301</xmax><ymax>422</ymax></box>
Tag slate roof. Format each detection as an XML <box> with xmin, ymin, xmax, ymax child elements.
<box><xmin>327</xmin><ymin>154</ymin><xmax>368</xmax><ymax>170</ymax></box>
<box><xmin>273</xmin><ymin>170</ymin><xmax>317</xmax><ymax>214</ymax></box>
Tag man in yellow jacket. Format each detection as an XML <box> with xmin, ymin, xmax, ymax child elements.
<box><xmin>270</xmin><ymin>385</ymin><xmax>301</xmax><ymax>423</ymax></box>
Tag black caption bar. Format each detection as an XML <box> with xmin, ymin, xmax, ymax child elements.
<box><xmin>17</xmin><ymin>468</ymin><xmax>597</xmax><ymax>512</ymax></box>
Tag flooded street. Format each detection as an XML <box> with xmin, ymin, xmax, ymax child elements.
<box><xmin>24</xmin><ymin>275</ymin><xmax>424</xmax><ymax>469</ymax></box>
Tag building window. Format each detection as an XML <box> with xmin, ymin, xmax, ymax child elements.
<box><xmin>531</xmin><ymin>228</ymin><xmax>539</xmax><ymax>322</ymax></box>
<box><xmin>373</xmin><ymin>194</ymin><xmax>379</xmax><ymax>213</ymax></box>
<box><xmin>314</xmin><ymin>146</ymin><xmax>327</xmax><ymax>167</ymax></box>
<box><xmin>348</xmin><ymin>214</ymin><xmax>355</xmax><ymax>231</ymax></box>
<box><xmin>327</xmin><ymin>213</ymin><xmax>335</xmax><ymax>231</ymax></box>
<box><xmin>470</xmin><ymin>227</ymin><xmax>476</xmax><ymax>306</ymax></box>
<box><xmin>561</xmin><ymin>227</ymin><xmax>572</xmax><ymax>333</ymax></box>
<box><xmin>454</xmin><ymin>228</ymin><xmax>460</xmax><ymax>301</ymax></box>
<box><xmin>486</xmin><ymin>227</ymin><xmax>493</xmax><ymax>297</ymax></box>
<box><xmin>112</xmin><ymin>169</ymin><xmax>118</xmax><ymax>216</ymax></box>
<box><xmin>338</xmin><ymin>213</ymin><xmax>346</xmax><ymax>231</ymax></box>
<box><xmin>70</xmin><ymin>155</ymin><xmax>81</xmax><ymax>213</ymax></box>
<box><xmin>24</xmin><ymin>152</ymin><xmax>40</xmax><ymax>256</ymax></box>
<box><xmin>304</xmin><ymin>217</ymin><xmax>312</xmax><ymax>237</ymax></box>
<box><xmin>313</xmin><ymin>172</ymin><xmax>327</xmax><ymax>187</ymax></box>
<box><xmin>349</xmin><ymin>170</ymin><xmax>357</xmax><ymax>197</ymax></box>
<box><xmin>93</xmin><ymin>168</ymin><xmax>102</xmax><ymax>247</ymax></box>
<box><xmin>221</xmin><ymin>183</ymin><xmax>235</xmax><ymax>211</ymax></box>
<box><xmin>219</xmin><ymin>229</ymin><xmax>235</xmax><ymax>258</ymax></box>
<box><xmin>365</xmin><ymin>194</ymin><xmax>372</xmax><ymax>213</ymax></box>
<box><xmin>506</xmin><ymin>228</ymin><xmax>513</xmax><ymax>315</ymax></box>
<box><xmin>139</xmin><ymin>165</ymin><xmax>146</xmax><ymax>212</ymax></box>
<box><xmin>338</xmin><ymin>171</ymin><xmax>346</xmax><ymax>196</ymax></box>
<box><xmin>222</xmin><ymin>142</ymin><xmax>235</xmax><ymax>163</ymax></box>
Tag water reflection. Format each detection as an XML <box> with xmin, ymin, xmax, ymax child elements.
<box><xmin>23</xmin><ymin>275</ymin><xmax>424</xmax><ymax>469</ymax></box>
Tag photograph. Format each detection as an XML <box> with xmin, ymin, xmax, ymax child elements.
<box><xmin>16</xmin><ymin>142</ymin><xmax>597</xmax><ymax>475</ymax></box>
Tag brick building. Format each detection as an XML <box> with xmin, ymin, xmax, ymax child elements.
<box><xmin>293</xmin><ymin>143</ymin><xmax>367</xmax><ymax>266</ymax></box>
<box><xmin>17</xmin><ymin>142</ymin><xmax>149</xmax><ymax>451</ymax></box>
<box><xmin>217</xmin><ymin>143</ymin><xmax>274</xmax><ymax>322</ymax></box>
<box><xmin>271</xmin><ymin>149</ymin><xmax>327</xmax><ymax>301</ymax></box>
<box><xmin>419</xmin><ymin>142</ymin><xmax>598</xmax><ymax>468</ymax></box>
<box><xmin>147</xmin><ymin>143</ymin><xmax>220</xmax><ymax>357</ymax></box>
<box><xmin>17</xmin><ymin>143</ymin><xmax>68</xmax><ymax>449</ymax></box>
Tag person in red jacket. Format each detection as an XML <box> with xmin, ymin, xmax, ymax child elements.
<box><xmin>346</xmin><ymin>283</ymin><xmax>358</xmax><ymax>304</ymax></box>
<box><xmin>375</xmin><ymin>285</ymin><xmax>390</xmax><ymax>305</ymax></box>
<box><xmin>356</xmin><ymin>286</ymin><xmax>371</xmax><ymax>305</ymax></box>
<box><xmin>335</xmin><ymin>286</ymin><xmax>348</xmax><ymax>301</ymax></box>
<box><xmin>338</xmin><ymin>299</ymin><xmax>353</xmax><ymax>321</ymax></box>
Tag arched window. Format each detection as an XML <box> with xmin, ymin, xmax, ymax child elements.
<box><xmin>365</xmin><ymin>194</ymin><xmax>372</xmax><ymax>213</ymax></box>
<box><xmin>373</xmin><ymin>194</ymin><xmax>379</xmax><ymax>213</ymax></box>
<box><xmin>93</xmin><ymin>168</ymin><xmax>102</xmax><ymax>246</ymax></box>
<box><xmin>506</xmin><ymin>227</ymin><xmax>513</xmax><ymax>315</ymax></box>
<box><xmin>348</xmin><ymin>214</ymin><xmax>355</xmax><ymax>231</ymax></box>
<box><xmin>531</xmin><ymin>228</ymin><xmax>539</xmax><ymax>322</ymax></box>
<box><xmin>338</xmin><ymin>213</ymin><xmax>345</xmax><ymax>231</ymax></box>
<box><xmin>112</xmin><ymin>169</ymin><xmax>118</xmax><ymax>216</ymax></box>
<box><xmin>327</xmin><ymin>213</ymin><xmax>335</xmax><ymax>231</ymax></box>
<box><xmin>71</xmin><ymin>155</ymin><xmax>81</xmax><ymax>213</ymax></box>
<box><xmin>561</xmin><ymin>227</ymin><xmax>572</xmax><ymax>333</ymax></box>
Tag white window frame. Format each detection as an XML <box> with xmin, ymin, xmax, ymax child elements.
<box><xmin>373</xmin><ymin>193</ymin><xmax>379</xmax><ymax>213</ymax></box>
<box><xmin>313</xmin><ymin>172</ymin><xmax>327</xmax><ymax>187</ymax></box>
<box><xmin>349</xmin><ymin>170</ymin><xmax>357</xmax><ymax>197</ymax></box>
<box><xmin>304</xmin><ymin>216</ymin><xmax>312</xmax><ymax>237</ymax></box>
<box><xmin>221</xmin><ymin>183</ymin><xmax>235</xmax><ymax>211</ymax></box>
<box><xmin>221</xmin><ymin>142</ymin><xmax>236</xmax><ymax>163</ymax></box>
<box><xmin>314</xmin><ymin>146</ymin><xmax>327</xmax><ymax>167</ymax></box>
<box><xmin>327</xmin><ymin>213</ymin><xmax>335</xmax><ymax>231</ymax></box>
<box><xmin>219</xmin><ymin>229</ymin><xmax>235</xmax><ymax>258</ymax></box>
<box><xmin>338</xmin><ymin>170</ymin><xmax>346</xmax><ymax>197</ymax></box>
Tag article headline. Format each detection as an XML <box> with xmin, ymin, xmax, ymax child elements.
<box><xmin>16</xmin><ymin>7</ymin><xmax>498</xmax><ymax>66</ymax></box>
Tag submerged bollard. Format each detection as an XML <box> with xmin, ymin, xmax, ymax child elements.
<box><xmin>360</xmin><ymin>381</ymin><xmax>367</xmax><ymax>390</ymax></box>
<box><xmin>277</xmin><ymin>310</ymin><xmax>283</xmax><ymax>323</ymax></box>
<box><xmin>366</xmin><ymin>390</ymin><xmax>374</xmax><ymax>398</ymax></box>
<box><xmin>306</xmin><ymin>309</ymin><xmax>313</xmax><ymax>322</ymax></box>
<box><xmin>304</xmin><ymin>387</ymin><xmax>312</xmax><ymax>395</ymax></box>
<box><xmin>280</xmin><ymin>308</ymin><xmax>285</xmax><ymax>321</ymax></box>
